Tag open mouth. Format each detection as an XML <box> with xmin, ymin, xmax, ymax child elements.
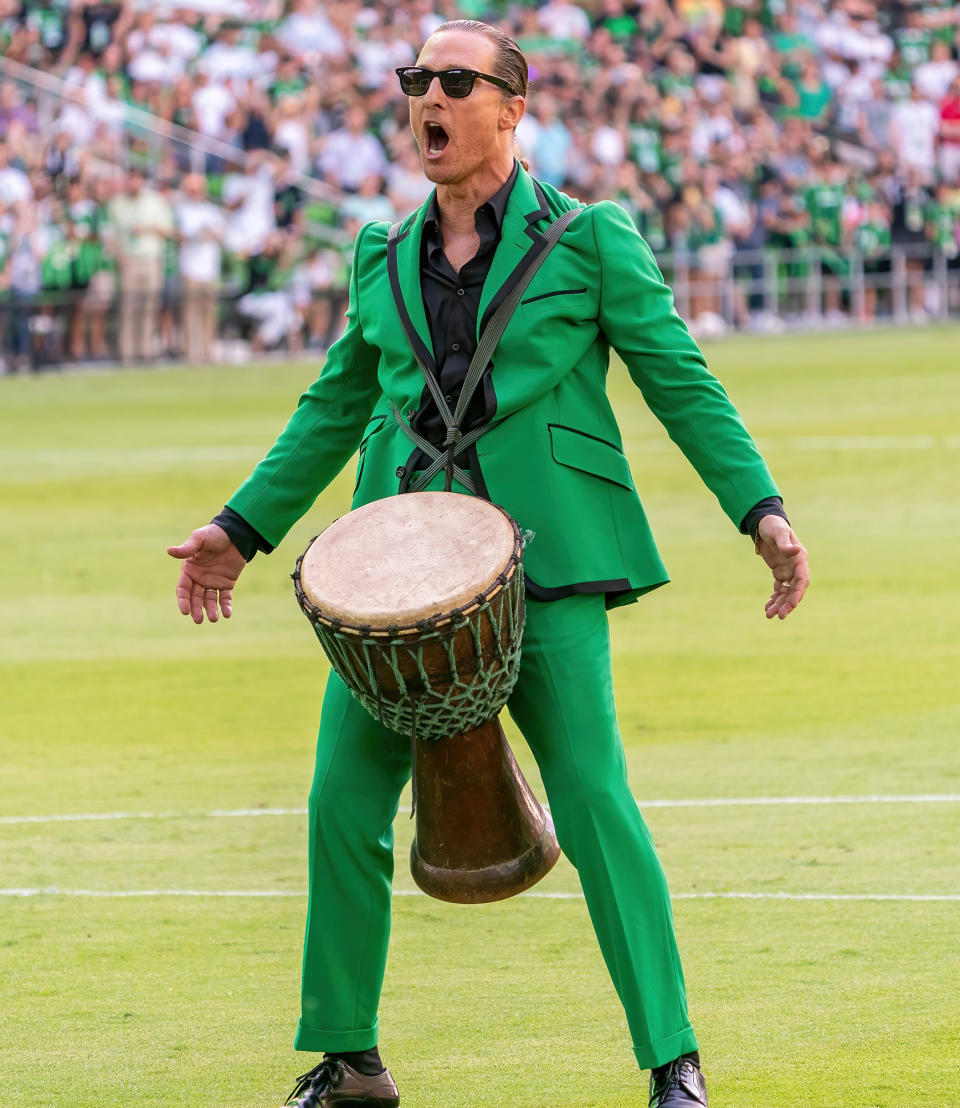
<box><xmin>424</xmin><ymin>121</ymin><xmax>450</xmax><ymax>158</ymax></box>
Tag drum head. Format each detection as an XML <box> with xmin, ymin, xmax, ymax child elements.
<box><xmin>300</xmin><ymin>492</ymin><xmax>518</xmax><ymax>629</ymax></box>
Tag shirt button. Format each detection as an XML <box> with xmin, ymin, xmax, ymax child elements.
<box><xmin>456</xmin><ymin>288</ymin><xmax>464</xmax><ymax>296</ymax></box>
<box><xmin>451</xmin><ymin>343</ymin><xmax>460</xmax><ymax>352</ymax></box>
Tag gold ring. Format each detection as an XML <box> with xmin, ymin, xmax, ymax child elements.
<box><xmin>202</xmin><ymin>587</ymin><xmax>219</xmax><ymax>593</ymax></box>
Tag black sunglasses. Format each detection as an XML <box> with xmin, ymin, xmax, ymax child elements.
<box><xmin>395</xmin><ymin>66</ymin><xmax>519</xmax><ymax>99</ymax></box>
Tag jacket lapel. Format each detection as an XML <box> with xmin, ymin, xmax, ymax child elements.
<box><xmin>393</xmin><ymin>198</ymin><xmax>435</xmax><ymax>366</ymax></box>
<box><xmin>390</xmin><ymin>167</ymin><xmax>552</xmax><ymax>358</ymax></box>
<box><xmin>476</xmin><ymin>166</ymin><xmax>550</xmax><ymax>335</ymax></box>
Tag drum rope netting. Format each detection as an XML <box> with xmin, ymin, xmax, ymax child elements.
<box><xmin>292</xmin><ymin>556</ymin><xmax>525</xmax><ymax>744</ymax></box>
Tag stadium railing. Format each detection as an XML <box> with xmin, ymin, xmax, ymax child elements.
<box><xmin>3</xmin><ymin>239</ymin><xmax>955</xmax><ymax>372</ymax></box>
<box><xmin>661</xmin><ymin>242</ymin><xmax>959</xmax><ymax>333</ymax></box>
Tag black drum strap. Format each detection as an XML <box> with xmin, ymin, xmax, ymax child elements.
<box><xmin>387</xmin><ymin>204</ymin><xmax>581</xmax><ymax>493</ymax></box>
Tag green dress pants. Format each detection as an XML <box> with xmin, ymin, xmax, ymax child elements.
<box><xmin>294</xmin><ymin>593</ymin><xmax>698</xmax><ymax>1070</ymax></box>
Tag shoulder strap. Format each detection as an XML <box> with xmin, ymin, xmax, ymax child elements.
<box><xmin>453</xmin><ymin>206</ymin><xmax>581</xmax><ymax>427</ymax></box>
<box><xmin>387</xmin><ymin>219</ymin><xmax>458</xmax><ymax>441</ymax></box>
<box><xmin>387</xmin><ymin>204</ymin><xmax>583</xmax><ymax>492</ymax></box>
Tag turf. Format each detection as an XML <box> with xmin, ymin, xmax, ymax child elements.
<box><xmin>1</xmin><ymin>326</ymin><xmax>958</xmax><ymax>1107</ymax></box>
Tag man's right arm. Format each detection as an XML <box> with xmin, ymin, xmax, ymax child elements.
<box><xmin>224</xmin><ymin>221</ymin><xmax>384</xmax><ymax>549</ymax></box>
<box><xmin>168</xmin><ymin>222</ymin><xmax>384</xmax><ymax>622</ymax></box>
<box><xmin>211</xmin><ymin>505</ymin><xmax>272</xmax><ymax>561</ymax></box>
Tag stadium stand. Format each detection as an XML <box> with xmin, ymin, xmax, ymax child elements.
<box><xmin>0</xmin><ymin>0</ymin><xmax>957</xmax><ymax>369</ymax></box>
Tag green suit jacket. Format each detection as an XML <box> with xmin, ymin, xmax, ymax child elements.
<box><xmin>228</xmin><ymin>165</ymin><xmax>779</xmax><ymax>607</ymax></box>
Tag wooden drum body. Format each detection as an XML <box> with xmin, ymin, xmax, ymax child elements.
<box><xmin>293</xmin><ymin>492</ymin><xmax>560</xmax><ymax>904</ymax></box>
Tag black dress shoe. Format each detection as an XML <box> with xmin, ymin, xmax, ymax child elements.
<box><xmin>649</xmin><ymin>1055</ymin><xmax>708</xmax><ymax>1107</ymax></box>
<box><xmin>284</xmin><ymin>1058</ymin><xmax>400</xmax><ymax>1107</ymax></box>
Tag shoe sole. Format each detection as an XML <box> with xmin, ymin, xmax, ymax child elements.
<box><xmin>282</xmin><ymin>1094</ymin><xmax>399</xmax><ymax>1103</ymax></box>
<box><xmin>280</xmin><ymin>1097</ymin><xmax>399</xmax><ymax>1107</ymax></box>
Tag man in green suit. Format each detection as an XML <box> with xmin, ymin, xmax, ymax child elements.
<box><xmin>169</xmin><ymin>20</ymin><xmax>809</xmax><ymax>1108</ymax></box>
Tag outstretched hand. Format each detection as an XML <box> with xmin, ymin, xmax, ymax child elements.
<box><xmin>167</xmin><ymin>523</ymin><xmax>247</xmax><ymax>624</ymax></box>
<box><xmin>755</xmin><ymin>515</ymin><xmax>809</xmax><ymax>620</ymax></box>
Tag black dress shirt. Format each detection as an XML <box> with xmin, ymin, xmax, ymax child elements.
<box><xmin>213</xmin><ymin>167</ymin><xmax>787</xmax><ymax>559</ymax></box>
<box><xmin>412</xmin><ymin>161</ymin><xmax>518</xmax><ymax>446</ymax></box>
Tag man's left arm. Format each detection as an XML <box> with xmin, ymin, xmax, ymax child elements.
<box><xmin>592</xmin><ymin>200</ymin><xmax>809</xmax><ymax>618</ymax></box>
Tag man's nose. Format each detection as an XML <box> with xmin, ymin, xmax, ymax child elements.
<box><xmin>423</xmin><ymin>75</ymin><xmax>447</xmax><ymax>105</ymax></box>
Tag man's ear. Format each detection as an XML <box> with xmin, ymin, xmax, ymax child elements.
<box><xmin>500</xmin><ymin>95</ymin><xmax>526</xmax><ymax>133</ymax></box>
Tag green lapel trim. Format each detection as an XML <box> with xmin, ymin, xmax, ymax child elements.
<box><xmin>476</xmin><ymin>166</ymin><xmax>550</xmax><ymax>334</ymax></box>
<box><xmin>394</xmin><ymin>198</ymin><xmax>433</xmax><ymax>359</ymax></box>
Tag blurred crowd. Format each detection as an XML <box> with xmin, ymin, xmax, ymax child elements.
<box><xmin>1</xmin><ymin>0</ymin><xmax>959</xmax><ymax>368</ymax></box>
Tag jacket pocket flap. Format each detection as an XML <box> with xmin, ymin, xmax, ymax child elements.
<box><xmin>359</xmin><ymin>414</ymin><xmax>386</xmax><ymax>450</ymax></box>
<box><xmin>549</xmin><ymin>424</ymin><xmax>633</xmax><ymax>489</ymax></box>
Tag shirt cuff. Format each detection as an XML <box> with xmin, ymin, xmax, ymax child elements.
<box><xmin>211</xmin><ymin>506</ymin><xmax>274</xmax><ymax>562</ymax></box>
<box><xmin>739</xmin><ymin>497</ymin><xmax>788</xmax><ymax>541</ymax></box>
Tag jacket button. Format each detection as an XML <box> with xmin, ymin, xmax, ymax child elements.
<box><xmin>395</xmin><ymin>466</ymin><xmax>405</xmax><ymax>479</ymax></box>
<box><xmin>451</xmin><ymin>343</ymin><xmax>460</xmax><ymax>352</ymax></box>
<box><xmin>456</xmin><ymin>288</ymin><xmax>464</xmax><ymax>296</ymax></box>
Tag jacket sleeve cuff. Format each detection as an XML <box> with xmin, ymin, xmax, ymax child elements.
<box><xmin>211</xmin><ymin>506</ymin><xmax>274</xmax><ymax>562</ymax></box>
<box><xmin>739</xmin><ymin>496</ymin><xmax>788</xmax><ymax>540</ymax></box>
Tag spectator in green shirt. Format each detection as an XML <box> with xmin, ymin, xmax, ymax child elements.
<box><xmin>657</xmin><ymin>44</ymin><xmax>697</xmax><ymax>103</ymax></box>
<box><xmin>804</xmin><ymin>161</ymin><xmax>850</xmax><ymax>315</ymax></box>
<box><xmin>770</xmin><ymin>9</ymin><xmax>817</xmax><ymax>59</ymax></box>
<box><xmin>269</xmin><ymin>55</ymin><xmax>308</xmax><ymax>104</ymax></box>
<box><xmin>925</xmin><ymin>182</ymin><xmax>960</xmax><ymax>259</ymax></box>
<box><xmin>23</xmin><ymin>0</ymin><xmax>69</xmax><ymax>61</ymax></box>
<box><xmin>854</xmin><ymin>198</ymin><xmax>893</xmax><ymax>323</ymax></box>
<box><xmin>689</xmin><ymin>169</ymin><xmax>732</xmax><ymax>328</ymax></box>
<box><xmin>789</xmin><ymin>57</ymin><xmax>833</xmax><ymax>125</ymax></box>
<box><xmin>882</xmin><ymin>49</ymin><xmax>914</xmax><ymax>103</ymax></box>
<box><xmin>65</xmin><ymin>176</ymin><xmax>104</xmax><ymax>360</ymax></box>
<box><xmin>894</xmin><ymin>9</ymin><xmax>933</xmax><ymax>69</ymax></box>
<box><xmin>595</xmin><ymin>0</ymin><xmax>643</xmax><ymax>44</ymax></box>
<box><xmin>627</xmin><ymin>94</ymin><xmax>663</xmax><ymax>175</ymax></box>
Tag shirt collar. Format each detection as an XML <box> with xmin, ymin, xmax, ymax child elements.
<box><xmin>423</xmin><ymin>159</ymin><xmax>520</xmax><ymax>240</ymax></box>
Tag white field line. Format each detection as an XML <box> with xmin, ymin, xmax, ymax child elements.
<box><xmin>635</xmin><ymin>793</ymin><xmax>960</xmax><ymax>808</ymax></box>
<box><xmin>1</xmin><ymin>887</ymin><xmax>958</xmax><ymax>903</ymax></box>
<box><xmin>3</xmin><ymin>794</ymin><xmax>960</xmax><ymax>826</ymax></box>
<box><xmin>0</xmin><ymin>445</ymin><xmax>264</xmax><ymax>465</ymax></box>
<box><xmin>0</xmin><ymin>807</ymin><xmax>307</xmax><ymax>825</ymax></box>
<box><xmin>782</xmin><ymin>434</ymin><xmax>939</xmax><ymax>451</ymax></box>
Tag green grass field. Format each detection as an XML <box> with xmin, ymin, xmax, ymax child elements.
<box><xmin>2</xmin><ymin>326</ymin><xmax>958</xmax><ymax>1107</ymax></box>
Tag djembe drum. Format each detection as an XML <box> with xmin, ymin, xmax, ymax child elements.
<box><xmin>292</xmin><ymin>491</ymin><xmax>560</xmax><ymax>904</ymax></box>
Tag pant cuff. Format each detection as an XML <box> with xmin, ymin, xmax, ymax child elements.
<box><xmin>633</xmin><ymin>1025</ymin><xmax>699</xmax><ymax>1070</ymax></box>
<box><xmin>294</xmin><ymin>1019</ymin><xmax>379</xmax><ymax>1053</ymax></box>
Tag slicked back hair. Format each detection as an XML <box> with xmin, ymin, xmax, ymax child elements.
<box><xmin>430</xmin><ymin>20</ymin><xmax>529</xmax><ymax>99</ymax></box>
